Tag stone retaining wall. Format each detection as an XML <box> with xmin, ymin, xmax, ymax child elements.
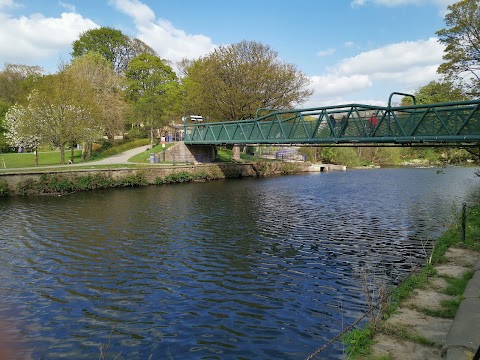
<box><xmin>1</xmin><ymin>162</ymin><xmax>311</xmax><ymax>196</ymax></box>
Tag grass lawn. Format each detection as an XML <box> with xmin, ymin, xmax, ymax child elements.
<box><xmin>0</xmin><ymin>150</ymin><xmax>83</xmax><ymax>169</ymax></box>
<box><xmin>128</xmin><ymin>144</ymin><xmax>174</xmax><ymax>163</ymax></box>
<box><xmin>0</xmin><ymin>139</ymin><xmax>155</xmax><ymax>170</ymax></box>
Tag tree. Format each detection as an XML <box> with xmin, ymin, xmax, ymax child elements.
<box><xmin>11</xmin><ymin>73</ymin><xmax>100</xmax><ymax>165</ymax></box>
<box><xmin>0</xmin><ymin>64</ymin><xmax>43</xmax><ymax>152</ymax></box>
<box><xmin>0</xmin><ymin>63</ymin><xmax>43</xmax><ymax>105</ymax></box>
<box><xmin>436</xmin><ymin>0</ymin><xmax>480</xmax><ymax>97</ymax></box>
<box><xmin>126</xmin><ymin>54</ymin><xmax>182</xmax><ymax>148</ymax></box>
<box><xmin>181</xmin><ymin>40</ymin><xmax>312</xmax><ymax>121</ymax></box>
<box><xmin>71</xmin><ymin>27</ymin><xmax>156</xmax><ymax>75</ymax></box>
<box><xmin>65</xmin><ymin>52</ymin><xmax>127</xmax><ymax>149</ymax></box>
<box><xmin>4</xmin><ymin>103</ymin><xmax>41</xmax><ymax>165</ymax></box>
<box><xmin>401</xmin><ymin>80</ymin><xmax>467</xmax><ymax>105</ymax></box>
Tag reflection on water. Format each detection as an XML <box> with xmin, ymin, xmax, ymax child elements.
<box><xmin>0</xmin><ymin>166</ymin><xmax>479</xmax><ymax>359</ymax></box>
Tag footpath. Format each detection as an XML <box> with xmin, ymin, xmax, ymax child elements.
<box><xmin>369</xmin><ymin>247</ymin><xmax>480</xmax><ymax>360</ymax></box>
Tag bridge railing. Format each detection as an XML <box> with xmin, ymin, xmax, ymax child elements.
<box><xmin>183</xmin><ymin>96</ymin><xmax>480</xmax><ymax>145</ymax></box>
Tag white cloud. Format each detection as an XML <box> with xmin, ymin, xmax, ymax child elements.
<box><xmin>108</xmin><ymin>0</ymin><xmax>154</xmax><ymax>25</ymax></box>
<box><xmin>307</xmin><ymin>38</ymin><xmax>444</xmax><ymax>106</ymax></box>
<box><xmin>336</xmin><ymin>37</ymin><xmax>443</xmax><ymax>75</ymax></box>
<box><xmin>0</xmin><ymin>6</ymin><xmax>97</xmax><ymax>70</ymax></box>
<box><xmin>344</xmin><ymin>41</ymin><xmax>356</xmax><ymax>48</ymax></box>
<box><xmin>0</xmin><ymin>0</ymin><xmax>17</xmax><ymax>10</ymax></box>
<box><xmin>310</xmin><ymin>74</ymin><xmax>372</xmax><ymax>96</ymax></box>
<box><xmin>316</xmin><ymin>48</ymin><xmax>336</xmax><ymax>57</ymax></box>
<box><xmin>109</xmin><ymin>0</ymin><xmax>216</xmax><ymax>63</ymax></box>
<box><xmin>59</xmin><ymin>2</ymin><xmax>76</xmax><ymax>13</ymax></box>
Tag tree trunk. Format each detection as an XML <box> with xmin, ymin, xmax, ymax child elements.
<box><xmin>34</xmin><ymin>147</ymin><xmax>38</xmax><ymax>166</ymax></box>
<box><xmin>150</xmin><ymin>125</ymin><xmax>154</xmax><ymax>150</ymax></box>
<box><xmin>60</xmin><ymin>144</ymin><xmax>65</xmax><ymax>165</ymax></box>
<box><xmin>81</xmin><ymin>142</ymin><xmax>86</xmax><ymax>161</ymax></box>
<box><xmin>70</xmin><ymin>143</ymin><xmax>75</xmax><ymax>163</ymax></box>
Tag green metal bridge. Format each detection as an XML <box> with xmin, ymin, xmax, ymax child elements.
<box><xmin>183</xmin><ymin>92</ymin><xmax>480</xmax><ymax>147</ymax></box>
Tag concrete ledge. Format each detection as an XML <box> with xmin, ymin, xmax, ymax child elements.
<box><xmin>442</xmin><ymin>298</ymin><xmax>480</xmax><ymax>357</ymax></box>
<box><xmin>464</xmin><ymin>270</ymin><xmax>480</xmax><ymax>298</ymax></box>
<box><xmin>444</xmin><ymin>347</ymin><xmax>475</xmax><ymax>360</ymax></box>
<box><xmin>474</xmin><ymin>259</ymin><xmax>480</xmax><ymax>272</ymax></box>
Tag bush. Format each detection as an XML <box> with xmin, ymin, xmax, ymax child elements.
<box><xmin>76</xmin><ymin>173</ymin><xmax>115</xmax><ymax>190</ymax></box>
<box><xmin>15</xmin><ymin>171</ymin><xmax>149</xmax><ymax>195</ymax></box>
<box><xmin>0</xmin><ymin>179</ymin><xmax>9</xmax><ymax>196</ymax></box>
<box><xmin>116</xmin><ymin>173</ymin><xmax>148</xmax><ymax>187</ymax></box>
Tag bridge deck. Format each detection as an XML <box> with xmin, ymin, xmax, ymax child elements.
<box><xmin>184</xmin><ymin>95</ymin><xmax>480</xmax><ymax>146</ymax></box>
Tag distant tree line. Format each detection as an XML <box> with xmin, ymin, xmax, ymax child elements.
<box><xmin>0</xmin><ymin>27</ymin><xmax>312</xmax><ymax>164</ymax></box>
<box><xmin>0</xmin><ymin>0</ymin><xmax>478</xmax><ymax>165</ymax></box>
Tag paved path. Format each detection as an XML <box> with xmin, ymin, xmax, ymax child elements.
<box><xmin>370</xmin><ymin>247</ymin><xmax>480</xmax><ymax>360</ymax></box>
<box><xmin>80</xmin><ymin>145</ymin><xmax>150</xmax><ymax>165</ymax></box>
<box><xmin>0</xmin><ymin>146</ymin><xmax>150</xmax><ymax>172</ymax></box>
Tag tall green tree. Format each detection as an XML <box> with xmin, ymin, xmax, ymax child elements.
<box><xmin>126</xmin><ymin>54</ymin><xmax>182</xmax><ymax>148</ymax></box>
<box><xmin>436</xmin><ymin>0</ymin><xmax>480</xmax><ymax>97</ymax></box>
<box><xmin>6</xmin><ymin>73</ymin><xmax>100</xmax><ymax>164</ymax></box>
<box><xmin>71</xmin><ymin>27</ymin><xmax>156</xmax><ymax>75</ymax></box>
<box><xmin>0</xmin><ymin>63</ymin><xmax>43</xmax><ymax>105</ymax></box>
<box><xmin>401</xmin><ymin>80</ymin><xmax>467</xmax><ymax>105</ymax></box>
<box><xmin>65</xmin><ymin>52</ymin><xmax>127</xmax><ymax>149</ymax></box>
<box><xmin>181</xmin><ymin>40</ymin><xmax>312</xmax><ymax>121</ymax></box>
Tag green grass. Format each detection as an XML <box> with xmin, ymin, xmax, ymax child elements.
<box><xmin>0</xmin><ymin>139</ymin><xmax>154</xmax><ymax>169</ymax></box>
<box><xmin>216</xmin><ymin>148</ymin><xmax>266</xmax><ymax>162</ymax></box>
<box><xmin>444</xmin><ymin>271</ymin><xmax>473</xmax><ymax>296</ymax></box>
<box><xmin>422</xmin><ymin>299</ymin><xmax>462</xmax><ymax>318</ymax></box>
<box><xmin>128</xmin><ymin>143</ymin><xmax>173</xmax><ymax>163</ymax></box>
<box><xmin>0</xmin><ymin>150</ymin><xmax>83</xmax><ymax>168</ymax></box>
<box><xmin>420</xmin><ymin>271</ymin><xmax>474</xmax><ymax>318</ymax></box>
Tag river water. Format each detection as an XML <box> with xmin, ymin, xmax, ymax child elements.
<box><xmin>0</xmin><ymin>166</ymin><xmax>479</xmax><ymax>359</ymax></box>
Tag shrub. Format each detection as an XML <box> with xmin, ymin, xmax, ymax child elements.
<box><xmin>16</xmin><ymin>178</ymin><xmax>37</xmax><ymax>195</ymax></box>
<box><xmin>116</xmin><ymin>172</ymin><xmax>148</xmax><ymax>187</ymax></box>
<box><xmin>75</xmin><ymin>173</ymin><xmax>115</xmax><ymax>190</ymax></box>
<box><xmin>0</xmin><ymin>179</ymin><xmax>9</xmax><ymax>196</ymax></box>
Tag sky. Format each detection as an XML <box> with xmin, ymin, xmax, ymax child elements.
<box><xmin>0</xmin><ymin>0</ymin><xmax>459</xmax><ymax>108</ymax></box>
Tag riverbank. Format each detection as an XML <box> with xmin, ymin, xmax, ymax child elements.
<box><xmin>345</xmin><ymin>204</ymin><xmax>480</xmax><ymax>360</ymax></box>
<box><xmin>0</xmin><ymin>161</ymin><xmax>312</xmax><ymax>196</ymax></box>
<box><xmin>370</xmin><ymin>247</ymin><xmax>480</xmax><ymax>360</ymax></box>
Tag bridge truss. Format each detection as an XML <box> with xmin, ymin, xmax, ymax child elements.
<box><xmin>183</xmin><ymin>93</ymin><xmax>480</xmax><ymax>147</ymax></box>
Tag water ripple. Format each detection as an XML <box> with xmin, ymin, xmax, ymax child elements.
<box><xmin>0</xmin><ymin>167</ymin><xmax>479</xmax><ymax>359</ymax></box>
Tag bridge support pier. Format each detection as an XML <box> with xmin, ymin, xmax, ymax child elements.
<box><xmin>232</xmin><ymin>145</ymin><xmax>241</xmax><ymax>161</ymax></box>
<box><xmin>166</xmin><ymin>142</ymin><xmax>216</xmax><ymax>163</ymax></box>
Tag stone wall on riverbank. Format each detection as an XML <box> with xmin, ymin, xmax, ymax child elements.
<box><xmin>0</xmin><ymin>162</ymin><xmax>312</xmax><ymax>196</ymax></box>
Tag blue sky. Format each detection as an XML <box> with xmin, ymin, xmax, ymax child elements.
<box><xmin>0</xmin><ymin>0</ymin><xmax>457</xmax><ymax>107</ymax></box>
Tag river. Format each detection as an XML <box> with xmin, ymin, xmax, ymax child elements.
<box><xmin>0</xmin><ymin>166</ymin><xmax>479</xmax><ymax>359</ymax></box>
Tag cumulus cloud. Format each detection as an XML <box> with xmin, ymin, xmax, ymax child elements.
<box><xmin>109</xmin><ymin>0</ymin><xmax>154</xmax><ymax>25</ymax></box>
<box><xmin>0</xmin><ymin>0</ymin><xmax>17</xmax><ymax>10</ymax></box>
<box><xmin>109</xmin><ymin>0</ymin><xmax>216</xmax><ymax>63</ymax></box>
<box><xmin>336</xmin><ymin>37</ymin><xmax>443</xmax><ymax>75</ymax></box>
<box><xmin>0</xmin><ymin>2</ymin><xmax>97</xmax><ymax>70</ymax></box>
<box><xmin>307</xmin><ymin>37</ymin><xmax>444</xmax><ymax>106</ymax></box>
